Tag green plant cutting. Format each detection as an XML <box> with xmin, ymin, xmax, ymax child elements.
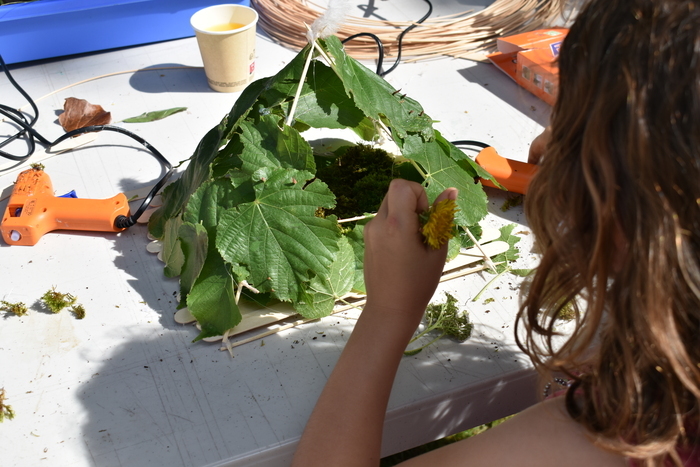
<box><xmin>148</xmin><ymin>35</ymin><xmax>496</xmax><ymax>341</ymax></box>
<box><xmin>404</xmin><ymin>293</ymin><xmax>473</xmax><ymax>356</ymax></box>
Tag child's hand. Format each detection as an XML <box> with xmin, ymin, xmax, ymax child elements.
<box><xmin>363</xmin><ymin>179</ymin><xmax>458</xmax><ymax>330</ymax></box>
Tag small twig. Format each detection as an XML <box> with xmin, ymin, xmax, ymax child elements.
<box><xmin>312</xmin><ymin>39</ymin><xmax>335</xmax><ymax>69</ymax></box>
<box><xmin>220</xmin><ymin>329</ymin><xmax>235</xmax><ymax>357</ymax></box>
<box><xmin>235</xmin><ymin>280</ymin><xmax>260</xmax><ymax>305</ymax></box>
<box><xmin>440</xmin><ymin>261</ymin><xmax>504</xmax><ymax>282</ymax></box>
<box><xmin>337</xmin><ymin>214</ymin><xmax>375</xmax><ymax>224</ymax></box>
<box><xmin>228</xmin><ymin>298</ymin><xmax>367</xmax><ymax>348</ymax></box>
<box><xmin>228</xmin><ymin>318</ymin><xmax>315</xmax><ymax>349</ymax></box>
<box><xmin>465</xmin><ymin>228</ymin><xmax>497</xmax><ymax>273</ymax></box>
<box><xmin>285</xmin><ymin>24</ymin><xmax>317</xmax><ymax>127</ymax></box>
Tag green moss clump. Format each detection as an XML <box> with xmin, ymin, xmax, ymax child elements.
<box><xmin>500</xmin><ymin>194</ymin><xmax>524</xmax><ymax>212</ymax></box>
<box><xmin>315</xmin><ymin>144</ymin><xmax>397</xmax><ymax>219</ymax></box>
<box><xmin>0</xmin><ymin>301</ymin><xmax>28</xmax><ymax>317</ymax></box>
<box><xmin>70</xmin><ymin>304</ymin><xmax>86</xmax><ymax>320</ymax></box>
<box><xmin>41</xmin><ymin>287</ymin><xmax>77</xmax><ymax>314</ymax></box>
<box><xmin>0</xmin><ymin>388</ymin><xmax>15</xmax><ymax>423</ymax></box>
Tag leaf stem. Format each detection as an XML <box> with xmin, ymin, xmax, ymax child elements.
<box><xmin>404</xmin><ymin>332</ymin><xmax>445</xmax><ymax>356</ymax></box>
<box><xmin>472</xmin><ymin>266</ymin><xmax>511</xmax><ymax>302</ymax></box>
<box><xmin>410</xmin><ymin>160</ymin><xmax>429</xmax><ymax>180</ymax></box>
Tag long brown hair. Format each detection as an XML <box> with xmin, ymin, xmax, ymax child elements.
<box><xmin>517</xmin><ymin>0</ymin><xmax>700</xmax><ymax>464</ymax></box>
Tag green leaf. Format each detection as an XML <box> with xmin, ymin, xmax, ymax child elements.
<box><xmin>122</xmin><ymin>107</ymin><xmax>187</xmax><ymax>123</ymax></box>
<box><xmin>148</xmin><ymin>124</ymin><xmax>224</xmax><ymax>238</ymax></box>
<box><xmin>187</xmin><ymin>251</ymin><xmax>241</xmax><ymax>341</ymax></box>
<box><xmin>401</xmin><ymin>133</ymin><xmax>488</xmax><ymax>226</ymax></box>
<box><xmin>321</xmin><ymin>36</ymin><xmax>434</xmax><ymax>141</ymax></box>
<box><xmin>238</xmin><ymin>115</ymin><xmax>315</xmax><ymax>173</ymax></box>
<box><xmin>162</xmin><ymin>217</ymin><xmax>184</xmax><ymax>277</ymax></box>
<box><xmin>295</xmin><ymin>236</ymin><xmax>354</xmax><ymax>318</ymax></box>
<box><xmin>344</xmin><ymin>221</ymin><xmax>369</xmax><ymax>293</ymax></box>
<box><xmin>290</xmin><ymin>60</ymin><xmax>369</xmax><ymax>131</ymax></box>
<box><xmin>490</xmin><ymin>224</ymin><xmax>522</xmax><ymax>274</ymax></box>
<box><xmin>215</xmin><ymin>168</ymin><xmax>340</xmax><ymax>302</ymax></box>
<box><xmin>183</xmin><ymin>178</ymin><xmax>250</xmax><ymax>234</ymax></box>
<box><xmin>177</xmin><ymin>222</ymin><xmax>208</xmax><ymax>299</ymax></box>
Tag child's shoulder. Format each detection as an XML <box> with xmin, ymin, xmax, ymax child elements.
<box><xmin>399</xmin><ymin>396</ymin><xmax>627</xmax><ymax>466</ymax></box>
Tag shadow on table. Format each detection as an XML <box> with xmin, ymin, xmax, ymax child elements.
<box><xmin>457</xmin><ymin>62</ymin><xmax>551</xmax><ymax>127</ymax></box>
<box><xmin>128</xmin><ymin>63</ymin><xmax>211</xmax><ymax>94</ymax></box>
<box><xmin>76</xmin><ymin>312</ymin><xmax>529</xmax><ymax>466</ymax></box>
<box><xmin>111</xmin><ymin>220</ymin><xmax>185</xmax><ymax>332</ymax></box>
<box><xmin>382</xmin><ymin>321</ymin><xmax>538</xmax><ymax>457</ymax></box>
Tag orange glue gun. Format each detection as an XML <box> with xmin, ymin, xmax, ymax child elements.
<box><xmin>1</xmin><ymin>168</ymin><xmax>130</xmax><ymax>246</ymax></box>
<box><xmin>475</xmin><ymin>146</ymin><xmax>538</xmax><ymax>195</ymax></box>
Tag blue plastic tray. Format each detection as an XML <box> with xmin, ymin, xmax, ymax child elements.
<box><xmin>0</xmin><ymin>0</ymin><xmax>250</xmax><ymax>64</ymax></box>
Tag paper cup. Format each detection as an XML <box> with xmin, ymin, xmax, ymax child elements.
<box><xmin>191</xmin><ymin>4</ymin><xmax>258</xmax><ymax>93</ymax></box>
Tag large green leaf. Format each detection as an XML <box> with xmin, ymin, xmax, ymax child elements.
<box><xmin>401</xmin><ymin>133</ymin><xmax>488</xmax><ymax>226</ymax></box>
<box><xmin>162</xmin><ymin>217</ymin><xmax>184</xmax><ymax>278</ymax></box>
<box><xmin>238</xmin><ymin>115</ymin><xmax>315</xmax><ymax>173</ymax></box>
<box><xmin>290</xmin><ymin>60</ymin><xmax>368</xmax><ymax>131</ymax></box>
<box><xmin>295</xmin><ymin>236</ymin><xmax>355</xmax><ymax>318</ymax></box>
<box><xmin>344</xmin><ymin>222</ymin><xmax>368</xmax><ymax>293</ymax></box>
<box><xmin>187</xmin><ymin>251</ymin><xmax>241</xmax><ymax>342</ymax></box>
<box><xmin>148</xmin><ymin>124</ymin><xmax>224</xmax><ymax>238</ymax></box>
<box><xmin>322</xmin><ymin>36</ymin><xmax>434</xmax><ymax>141</ymax></box>
<box><xmin>215</xmin><ymin>168</ymin><xmax>340</xmax><ymax>302</ymax></box>
<box><xmin>177</xmin><ymin>222</ymin><xmax>208</xmax><ymax>300</ymax></box>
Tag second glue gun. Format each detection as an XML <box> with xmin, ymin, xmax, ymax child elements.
<box><xmin>1</xmin><ymin>167</ymin><xmax>130</xmax><ymax>246</ymax></box>
<box><xmin>475</xmin><ymin>146</ymin><xmax>538</xmax><ymax>195</ymax></box>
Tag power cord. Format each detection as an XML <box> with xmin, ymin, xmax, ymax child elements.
<box><xmin>342</xmin><ymin>0</ymin><xmax>433</xmax><ymax>76</ymax></box>
<box><xmin>0</xmin><ymin>54</ymin><xmax>173</xmax><ymax>230</ymax></box>
<box><xmin>451</xmin><ymin>140</ymin><xmax>490</xmax><ymax>150</ymax></box>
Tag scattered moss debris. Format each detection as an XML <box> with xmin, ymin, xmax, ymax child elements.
<box><xmin>315</xmin><ymin>144</ymin><xmax>396</xmax><ymax>219</ymax></box>
<box><xmin>404</xmin><ymin>293</ymin><xmax>472</xmax><ymax>356</ymax></box>
<box><xmin>70</xmin><ymin>304</ymin><xmax>86</xmax><ymax>320</ymax></box>
<box><xmin>41</xmin><ymin>287</ymin><xmax>77</xmax><ymax>314</ymax></box>
<box><xmin>0</xmin><ymin>300</ymin><xmax>28</xmax><ymax>317</ymax></box>
<box><xmin>500</xmin><ymin>194</ymin><xmax>523</xmax><ymax>212</ymax></box>
<box><xmin>0</xmin><ymin>388</ymin><xmax>15</xmax><ymax>423</ymax></box>
<box><xmin>557</xmin><ymin>301</ymin><xmax>576</xmax><ymax>321</ymax></box>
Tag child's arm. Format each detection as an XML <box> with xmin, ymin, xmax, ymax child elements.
<box><xmin>291</xmin><ymin>179</ymin><xmax>456</xmax><ymax>466</ymax></box>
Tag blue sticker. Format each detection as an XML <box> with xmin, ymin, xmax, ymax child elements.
<box><xmin>550</xmin><ymin>41</ymin><xmax>562</xmax><ymax>57</ymax></box>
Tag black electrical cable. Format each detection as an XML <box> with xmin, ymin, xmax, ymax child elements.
<box><xmin>0</xmin><ymin>54</ymin><xmax>173</xmax><ymax>230</ymax></box>
<box><xmin>379</xmin><ymin>0</ymin><xmax>433</xmax><ymax>77</ymax></box>
<box><xmin>341</xmin><ymin>0</ymin><xmax>433</xmax><ymax>77</ymax></box>
<box><xmin>342</xmin><ymin>32</ymin><xmax>384</xmax><ymax>75</ymax></box>
<box><xmin>0</xmin><ymin>55</ymin><xmax>50</xmax><ymax>162</ymax></box>
<box><xmin>451</xmin><ymin>140</ymin><xmax>490</xmax><ymax>149</ymax></box>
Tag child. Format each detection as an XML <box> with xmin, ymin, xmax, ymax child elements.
<box><xmin>292</xmin><ymin>0</ymin><xmax>700</xmax><ymax>465</ymax></box>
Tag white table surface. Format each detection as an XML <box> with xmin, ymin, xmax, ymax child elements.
<box><xmin>0</xmin><ymin>12</ymin><xmax>551</xmax><ymax>467</ymax></box>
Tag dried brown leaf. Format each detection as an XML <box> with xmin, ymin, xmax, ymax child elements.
<box><xmin>58</xmin><ymin>97</ymin><xmax>111</xmax><ymax>132</ymax></box>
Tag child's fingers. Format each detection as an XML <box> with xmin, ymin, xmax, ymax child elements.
<box><xmin>385</xmin><ymin>179</ymin><xmax>429</xmax><ymax>221</ymax></box>
<box><xmin>433</xmin><ymin>187</ymin><xmax>459</xmax><ymax>206</ymax></box>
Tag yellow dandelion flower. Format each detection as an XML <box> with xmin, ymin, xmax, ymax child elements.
<box><xmin>420</xmin><ymin>198</ymin><xmax>459</xmax><ymax>249</ymax></box>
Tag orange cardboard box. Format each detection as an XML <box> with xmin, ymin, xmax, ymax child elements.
<box><xmin>487</xmin><ymin>28</ymin><xmax>568</xmax><ymax>106</ymax></box>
